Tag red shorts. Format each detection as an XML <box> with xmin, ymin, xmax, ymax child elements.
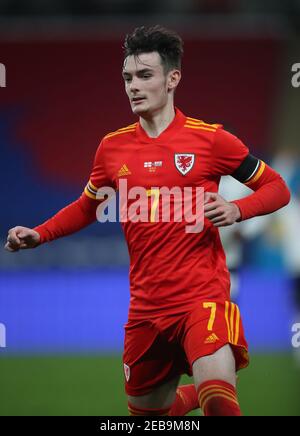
<box><xmin>123</xmin><ymin>300</ymin><xmax>249</xmax><ymax>396</ymax></box>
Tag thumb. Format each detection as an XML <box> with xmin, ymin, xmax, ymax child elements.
<box><xmin>17</xmin><ymin>230</ymin><xmax>30</xmax><ymax>239</ymax></box>
<box><xmin>204</xmin><ymin>192</ymin><xmax>218</xmax><ymax>204</ymax></box>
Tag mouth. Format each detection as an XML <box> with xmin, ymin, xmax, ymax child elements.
<box><xmin>131</xmin><ymin>97</ymin><xmax>146</xmax><ymax>105</ymax></box>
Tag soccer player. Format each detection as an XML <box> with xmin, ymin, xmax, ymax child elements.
<box><xmin>5</xmin><ymin>26</ymin><xmax>290</xmax><ymax>416</ymax></box>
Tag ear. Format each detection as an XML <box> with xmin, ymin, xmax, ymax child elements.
<box><xmin>167</xmin><ymin>70</ymin><xmax>181</xmax><ymax>91</ymax></box>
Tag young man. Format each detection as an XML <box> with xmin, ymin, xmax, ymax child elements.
<box><xmin>5</xmin><ymin>26</ymin><xmax>290</xmax><ymax>416</ymax></box>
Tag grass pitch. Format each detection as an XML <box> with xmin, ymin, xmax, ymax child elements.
<box><xmin>0</xmin><ymin>353</ymin><xmax>299</xmax><ymax>416</ymax></box>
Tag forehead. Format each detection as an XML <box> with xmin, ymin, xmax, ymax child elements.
<box><xmin>123</xmin><ymin>52</ymin><xmax>163</xmax><ymax>73</ymax></box>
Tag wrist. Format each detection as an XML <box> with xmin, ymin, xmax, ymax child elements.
<box><xmin>231</xmin><ymin>202</ymin><xmax>242</xmax><ymax>222</ymax></box>
<box><xmin>33</xmin><ymin>227</ymin><xmax>44</xmax><ymax>245</ymax></box>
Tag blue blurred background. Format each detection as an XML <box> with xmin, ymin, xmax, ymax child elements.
<box><xmin>0</xmin><ymin>0</ymin><xmax>300</xmax><ymax>416</ymax></box>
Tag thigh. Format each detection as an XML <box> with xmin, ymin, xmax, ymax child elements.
<box><xmin>192</xmin><ymin>344</ymin><xmax>236</xmax><ymax>389</ymax></box>
<box><xmin>128</xmin><ymin>375</ymin><xmax>181</xmax><ymax>410</ymax></box>
<box><xmin>123</xmin><ymin>320</ymin><xmax>184</xmax><ymax>401</ymax></box>
<box><xmin>182</xmin><ymin>300</ymin><xmax>249</xmax><ymax>381</ymax></box>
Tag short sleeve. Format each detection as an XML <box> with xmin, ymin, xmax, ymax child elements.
<box><xmin>84</xmin><ymin>140</ymin><xmax>113</xmax><ymax>200</ymax></box>
<box><xmin>211</xmin><ymin>128</ymin><xmax>250</xmax><ymax>176</ymax></box>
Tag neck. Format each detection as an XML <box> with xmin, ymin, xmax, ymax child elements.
<box><xmin>139</xmin><ymin>104</ymin><xmax>176</xmax><ymax>138</ymax></box>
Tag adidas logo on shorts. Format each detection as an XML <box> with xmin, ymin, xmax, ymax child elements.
<box><xmin>204</xmin><ymin>333</ymin><xmax>219</xmax><ymax>344</ymax></box>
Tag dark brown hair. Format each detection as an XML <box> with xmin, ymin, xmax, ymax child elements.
<box><xmin>123</xmin><ymin>25</ymin><xmax>183</xmax><ymax>73</ymax></box>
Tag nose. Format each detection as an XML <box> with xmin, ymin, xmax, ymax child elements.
<box><xmin>129</xmin><ymin>77</ymin><xmax>140</xmax><ymax>93</ymax></box>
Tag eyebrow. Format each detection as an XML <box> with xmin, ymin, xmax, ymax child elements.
<box><xmin>122</xmin><ymin>68</ymin><xmax>154</xmax><ymax>77</ymax></box>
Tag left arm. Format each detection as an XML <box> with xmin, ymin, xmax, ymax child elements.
<box><xmin>207</xmin><ymin>129</ymin><xmax>291</xmax><ymax>227</ymax></box>
<box><xmin>205</xmin><ymin>161</ymin><xmax>290</xmax><ymax>227</ymax></box>
<box><xmin>231</xmin><ymin>159</ymin><xmax>291</xmax><ymax>221</ymax></box>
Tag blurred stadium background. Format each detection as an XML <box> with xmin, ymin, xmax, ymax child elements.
<box><xmin>0</xmin><ymin>0</ymin><xmax>300</xmax><ymax>416</ymax></box>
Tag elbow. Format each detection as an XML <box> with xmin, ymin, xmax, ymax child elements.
<box><xmin>280</xmin><ymin>179</ymin><xmax>291</xmax><ymax>208</ymax></box>
<box><xmin>285</xmin><ymin>187</ymin><xmax>291</xmax><ymax>207</ymax></box>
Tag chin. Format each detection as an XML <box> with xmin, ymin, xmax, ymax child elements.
<box><xmin>132</xmin><ymin>105</ymin><xmax>150</xmax><ymax>116</ymax></box>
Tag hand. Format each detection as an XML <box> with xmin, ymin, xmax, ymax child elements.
<box><xmin>204</xmin><ymin>192</ymin><xmax>241</xmax><ymax>227</ymax></box>
<box><xmin>5</xmin><ymin>226</ymin><xmax>41</xmax><ymax>252</ymax></box>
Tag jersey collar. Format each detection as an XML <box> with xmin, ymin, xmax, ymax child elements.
<box><xmin>136</xmin><ymin>107</ymin><xmax>186</xmax><ymax>144</ymax></box>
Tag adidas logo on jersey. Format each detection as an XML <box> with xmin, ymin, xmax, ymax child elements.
<box><xmin>204</xmin><ymin>333</ymin><xmax>219</xmax><ymax>344</ymax></box>
<box><xmin>118</xmin><ymin>164</ymin><xmax>131</xmax><ymax>177</ymax></box>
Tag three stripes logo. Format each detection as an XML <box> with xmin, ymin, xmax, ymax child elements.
<box><xmin>118</xmin><ymin>164</ymin><xmax>131</xmax><ymax>177</ymax></box>
<box><xmin>184</xmin><ymin>117</ymin><xmax>220</xmax><ymax>133</ymax></box>
<box><xmin>225</xmin><ymin>302</ymin><xmax>240</xmax><ymax>345</ymax></box>
<box><xmin>204</xmin><ymin>333</ymin><xmax>219</xmax><ymax>344</ymax></box>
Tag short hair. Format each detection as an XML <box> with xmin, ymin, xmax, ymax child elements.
<box><xmin>123</xmin><ymin>25</ymin><xmax>184</xmax><ymax>73</ymax></box>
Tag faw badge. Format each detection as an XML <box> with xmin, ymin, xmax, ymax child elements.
<box><xmin>124</xmin><ymin>363</ymin><xmax>130</xmax><ymax>382</ymax></box>
<box><xmin>174</xmin><ymin>153</ymin><xmax>195</xmax><ymax>176</ymax></box>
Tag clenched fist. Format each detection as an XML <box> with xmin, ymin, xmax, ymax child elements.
<box><xmin>204</xmin><ymin>192</ymin><xmax>241</xmax><ymax>227</ymax></box>
<box><xmin>5</xmin><ymin>226</ymin><xmax>41</xmax><ymax>252</ymax></box>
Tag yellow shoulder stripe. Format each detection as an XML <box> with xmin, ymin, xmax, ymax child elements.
<box><xmin>104</xmin><ymin>123</ymin><xmax>137</xmax><ymax>139</ymax></box>
<box><xmin>118</xmin><ymin>123</ymin><xmax>137</xmax><ymax>131</ymax></box>
<box><xmin>184</xmin><ymin>124</ymin><xmax>217</xmax><ymax>133</ymax></box>
<box><xmin>186</xmin><ymin>117</ymin><xmax>220</xmax><ymax>129</ymax></box>
<box><xmin>186</xmin><ymin>116</ymin><xmax>204</xmax><ymax>123</ymax></box>
<box><xmin>104</xmin><ymin>127</ymin><xmax>136</xmax><ymax>139</ymax></box>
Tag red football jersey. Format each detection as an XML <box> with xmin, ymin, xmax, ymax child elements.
<box><xmin>85</xmin><ymin>108</ymin><xmax>249</xmax><ymax>320</ymax></box>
